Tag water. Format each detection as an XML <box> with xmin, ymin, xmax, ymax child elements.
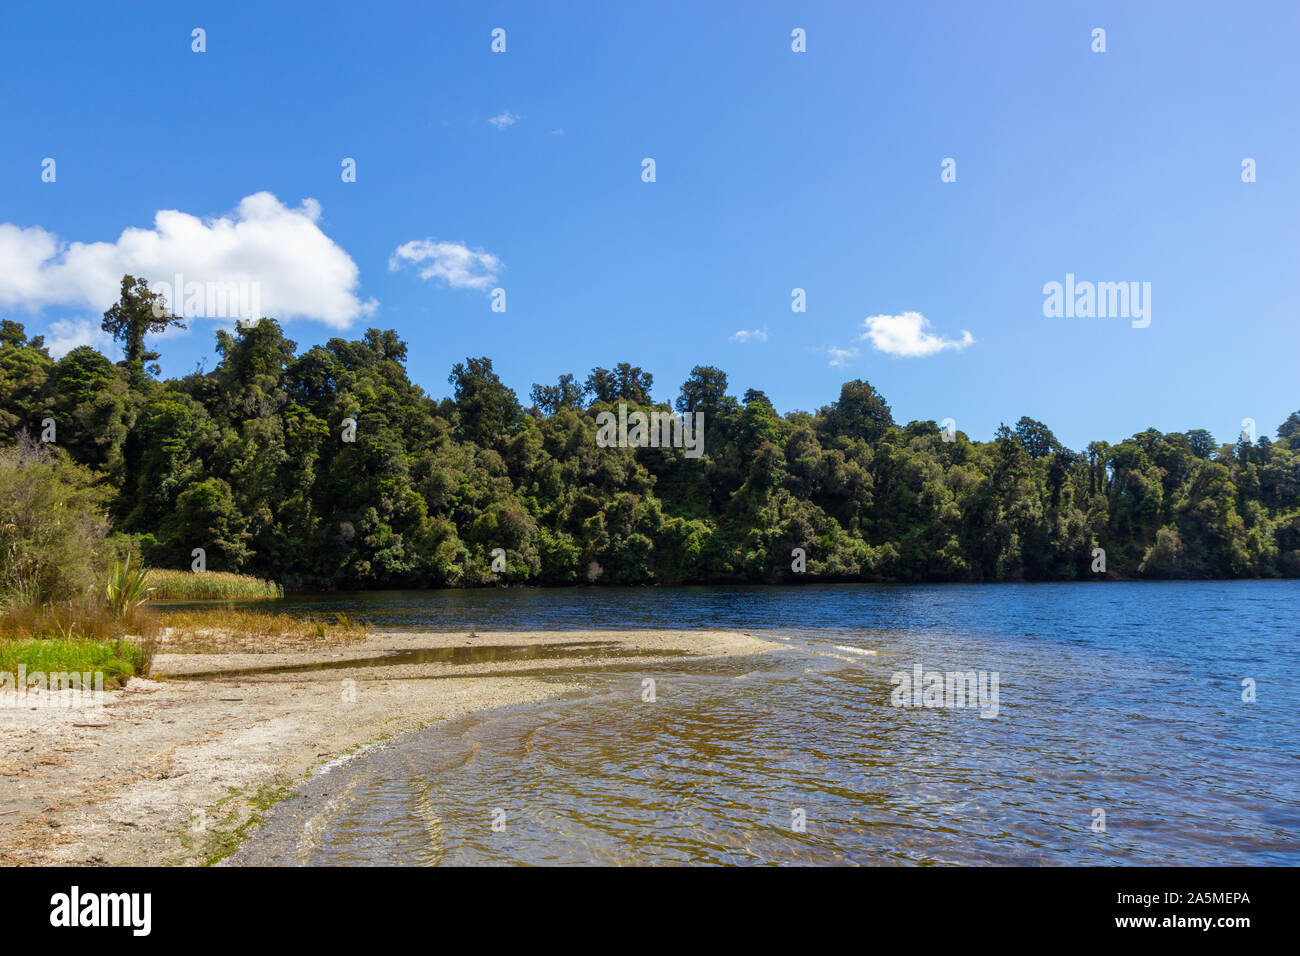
<box><xmin>178</xmin><ymin>640</ymin><xmax>688</xmax><ymax>680</ymax></box>
<box><xmin>231</xmin><ymin>581</ymin><xmax>1300</xmax><ymax>865</ymax></box>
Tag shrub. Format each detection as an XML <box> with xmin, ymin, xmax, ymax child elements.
<box><xmin>0</xmin><ymin>434</ymin><xmax>110</xmax><ymax>605</ymax></box>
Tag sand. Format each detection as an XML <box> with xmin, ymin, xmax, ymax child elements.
<box><xmin>0</xmin><ymin>628</ymin><xmax>777</xmax><ymax>866</ymax></box>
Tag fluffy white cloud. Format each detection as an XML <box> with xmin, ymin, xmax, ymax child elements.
<box><xmin>0</xmin><ymin>193</ymin><xmax>377</xmax><ymax>329</ymax></box>
<box><xmin>826</xmin><ymin>346</ymin><xmax>858</xmax><ymax>367</ymax></box>
<box><xmin>488</xmin><ymin>111</ymin><xmax>519</xmax><ymax>129</ymax></box>
<box><xmin>44</xmin><ymin>319</ymin><xmax>117</xmax><ymax>359</ymax></box>
<box><xmin>859</xmin><ymin>311</ymin><xmax>974</xmax><ymax>358</ymax></box>
<box><xmin>731</xmin><ymin>328</ymin><xmax>768</xmax><ymax>343</ymax></box>
<box><xmin>389</xmin><ymin>240</ymin><xmax>502</xmax><ymax>290</ymax></box>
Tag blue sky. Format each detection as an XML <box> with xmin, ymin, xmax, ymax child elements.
<box><xmin>2</xmin><ymin>0</ymin><xmax>1297</xmax><ymax>449</ymax></box>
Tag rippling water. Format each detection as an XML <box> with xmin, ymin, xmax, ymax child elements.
<box><xmin>234</xmin><ymin>582</ymin><xmax>1300</xmax><ymax>865</ymax></box>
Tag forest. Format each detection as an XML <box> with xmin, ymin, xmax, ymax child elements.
<box><xmin>3</xmin><ymin>276</ymin><xmax>1298</xmax><ymax>593</ymax></box>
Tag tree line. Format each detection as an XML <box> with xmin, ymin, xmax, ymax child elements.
<box><xmin>2</xmin><ymin>276</ymin><xmax>1298</xmax><ymax>589</ymax></box>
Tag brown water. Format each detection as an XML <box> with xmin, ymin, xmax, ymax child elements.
<box><xmin>176</xmin><ymin>640</ymin><xmax>686</xmax><ymax>680</ymax></box>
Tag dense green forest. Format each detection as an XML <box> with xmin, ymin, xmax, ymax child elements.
<box><xmin>3</xmin><ymin>277</ymin><xmax>1299</xmax><ymax>589</ymax></box>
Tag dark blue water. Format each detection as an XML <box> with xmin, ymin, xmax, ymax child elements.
<box><xmin>235</xmin><ymin>581</ymin><xmax>1300</xmax><ymax>865</ymax></box>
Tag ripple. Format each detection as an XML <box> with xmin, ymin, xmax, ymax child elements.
<box><xmin>232</xmin><ymin>581</ymin><xmax>1300</xmax><ymax>865</ymax></box>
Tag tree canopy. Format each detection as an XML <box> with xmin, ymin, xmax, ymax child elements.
<box><xmin>3</xmin><ymin>290</ymin><xmax>1298</xmax><ymax>588</ymax></box>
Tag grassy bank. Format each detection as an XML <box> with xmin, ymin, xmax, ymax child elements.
<box><xmin>1</xmin><ymin>560</ymin><xmax>354</xmax><ymax>686</ymax></box>
<box><xmin>0</xmin><ymin>637</ymin><xmax>147</xmax><ymax>688</ymax></box>
<box><xmin>148</xmin><ymin>570</ymin><xmax>283</xmax><ymax>600</ymax></box>
<box><xmin>0</xmin><ymin>603</ymin><xmax>366</xmax><ymax>687</ymax></box>
<box><xmin>0</xmin><ymin>594</ymin><xmax>157</xmax><ymax>687</ymax></box>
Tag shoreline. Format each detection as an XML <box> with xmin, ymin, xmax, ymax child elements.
<box><xmin>0</xmin><ymin>628</ymin><xmax>778</xmax><ymax>866</ymax></box>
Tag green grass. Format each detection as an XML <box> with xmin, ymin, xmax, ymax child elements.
<box><xmin>147</xmin><ymin>570</ymin><xmax>283</xmax><ymax>600</ymax></box>
<box><xmin>179</xmin><ymin>783</ymin><xmax>294</xmax><ymax>866</ymax></box>
<box><xmin>0</xmin><ymin>637</ymin><xmax>145</xmax><ymax>688</ymax></box>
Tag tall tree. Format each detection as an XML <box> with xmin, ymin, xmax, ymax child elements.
<box><xmin>449</xmin><ymin>356</ymin><xmax>522</xmax><ymax>449</ymax></box>
<box><xmin>101</xmin><ymin>275</ymin><xmax>186</xmax><ymax>376</ymax></box>
<box><xmin>821</xmin><ymin>380</ymin><xmax>894</xmax><ymax>443</ymax></box>
<box><xmin>676</xmin><ymin>365</ymin><xmax>729</xmax><ymax>415</ymax></box>
<box><xmin>584</xmin><ymin>363</ymin><xmax>654</xmax><ymax>405</ymax></box>
<box><xmin>531</xmin><ymin>373</ymin><xmax>584</xmax><ymax>415</ymax></box>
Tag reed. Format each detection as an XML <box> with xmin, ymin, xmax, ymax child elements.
<box><xmin>146</xmin><ymin>570</ymin><xmax>283</xmax><ymax>601</ymax></box>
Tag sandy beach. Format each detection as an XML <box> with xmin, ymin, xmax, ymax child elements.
<box><xmin>0</xmin><ymin>629</ymin><xmax>777</xmax><ymax>866</ymax></box>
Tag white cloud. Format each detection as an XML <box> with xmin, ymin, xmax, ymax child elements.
<box><xmin>488</xmin><ymin>111</ymin><xmax>519</xmax><ymax>129</ymax></box>
<box><xmin>731</xmin><ymin>328</ymin><xmax>768</xmax><ymax>343</ymax></box>
<box><xmin>0</xmin><ymin>192</ymin><xmax>377</xmax><ymax>329</ymax></box>
<box><xmin>826</xmin><ymin>346</ymin><xmax>858</xmax><ymax>367</ymax></box>
<box><xmin>550</xmin><ymin>128</ymin><xmax>565</xmax><ymax>136</ymax></box>
<box><xmin>389</xmin><ymin>240</ymin><xmax>502</xmax><ymax>290</ymax></box>
<box><xmin>44</xmin><ymin>319</ymin><xmax>118</xmax><ymax>359</ymax></box>
<box><xmin>859</xmin><ymin>311</ymin><xmax>974</xmax><ymax>358</ymax></box>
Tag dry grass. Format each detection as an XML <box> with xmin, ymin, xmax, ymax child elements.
<box><xmin>0</xmin><ymin>598</ymin><xmax>160</xmax><ymax>683</ymax></box>
<box><xmin>1</xmin><ymin>597</ymin><xmax>361</xmax><ymax>667</ymax></box>
<box><xmin>0</xmin><ymin>595</ymin><xmax>161</xmax><ymax>644</ymax></box>
<box><xmin>3</xmin><ymin>572</ymin><xmax>357</xmax><ymax>664</ymax></box>
<box><xmin>155</xmin><ymin>607</ymin><xmax>368</xmax><ymax>653</ymax></box>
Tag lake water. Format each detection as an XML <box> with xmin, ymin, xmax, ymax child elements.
<box><xmin>232</xmin><ymin>581</ymin><xmax>1300</xmax><ymax>865</ymax></box>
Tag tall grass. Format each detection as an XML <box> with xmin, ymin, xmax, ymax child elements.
<box><xmin>1</xmin><ymin>565</ymin><xmax>343</xmax><ymax>679</ymax></box>
<box><xmin>2</xmin><ymin>578</ymin><xmax>162</xmax><ymax>684</ymax></box>
<box><xmin>147</xmin><ymin>570</ymin><xmax>283</xmax><ymax>601</ymax></box>
<box><xmin>0</xmin><ymin>595</ymin><xmax>160</xmax><ymax>644</ymax></box>
<box><xmin>0</xmin><ymin>600</ymin><xmax>158</xmax><ymax>687</ymax></box>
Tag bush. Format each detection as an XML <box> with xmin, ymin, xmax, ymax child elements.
<box><xmin>0</xmin><ymin>434</ymin><xmax>110</xmax><ymax>604</ymax></box>
<box><xmin>1140</xmin><ymin>526</ymin><xmax>1189</xmax><ymax>579</ymax></box>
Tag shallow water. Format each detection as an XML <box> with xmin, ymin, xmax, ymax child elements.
<box><xmin>231</xmin><ymin>581</ymin><xmax>1300</xmax><ymax>865</ymax></box>
<box><xmin>177</xmin><ymin>640</ymin><xmax>686</xmax><ymax>680</ymax></box>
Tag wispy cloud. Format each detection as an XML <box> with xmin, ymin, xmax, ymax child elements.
<box><xmin>389</xmin><ymin>239</ymin><xmax>502</xmax><ymax>290</ymax></box>
<box><xmin>826</xmin><ymin>346</ymin><xmax>859</xmax><ymax>367</ymax></box>
<box><xmin>0</xmin><ymin>192</ymin><xmax>377</xmax><ymax>329</ymax></box>
<box><xmin>859</xmin><ymin>311</ymin><xmax>974</xmax><ymax>358</ymax></box>
<box><xmin>731</xmin><ymin>328</ymin><xmax>768</xmax><ymax>343</ymax></box>
<box><xmin>44</xmin><ymin>318</ymin><xmax>118</xmax><ymax>359</ymax></box>
<box><xmin>488</xmin><ymin>111</ymin><xmax>519</xmax><ymax>129</ymax></box>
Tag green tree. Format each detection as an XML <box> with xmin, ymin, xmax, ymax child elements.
<box><xmin>449</xmin><ymin>357</ymin><xmax>521</xmax><ymax>449</ymax></box>
<box><xmin>531</xmin><ymin>373</ymin><xmax>584</xmax><ymax>415</ymax></box>
<box><xmin>100</xmin><ymin>275</ymin><xmax>187</xmax><ymax>376</ymax></box>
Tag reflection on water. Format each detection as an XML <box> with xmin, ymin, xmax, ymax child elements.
<box><xmin>233</xmin><ymin>581</ymin><xmax>1300</xmax><ymax>865</ymax></box>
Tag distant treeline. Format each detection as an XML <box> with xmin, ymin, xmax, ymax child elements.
<box><xmin>2</xmin><ymin>277</ymin><xmax>1298</xmax><ymax>588</ymax></box>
